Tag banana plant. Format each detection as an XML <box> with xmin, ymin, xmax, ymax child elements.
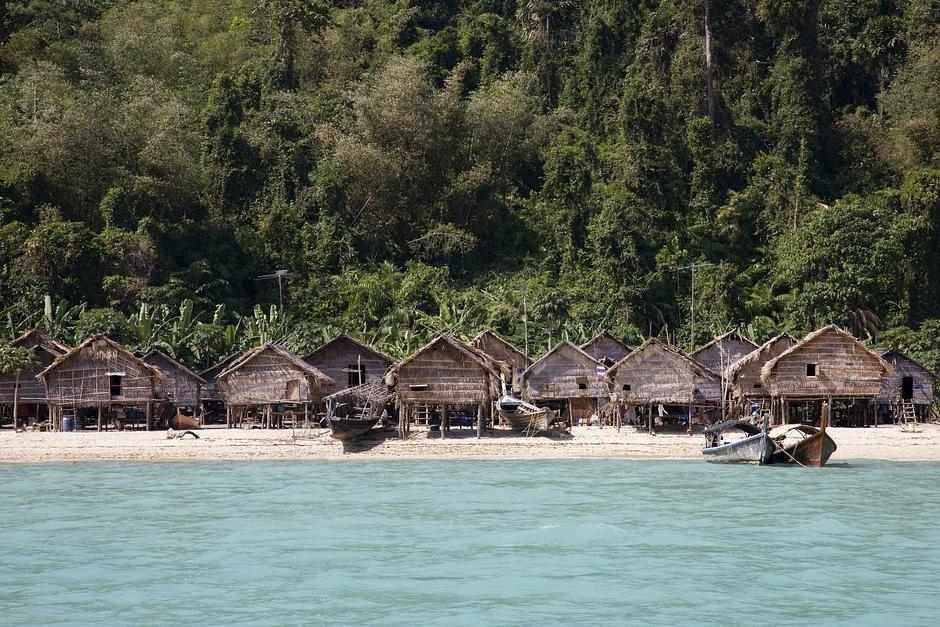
<box><xmin>40</xmin><ymin>295</ymin><xmax>84</xmax><ymax>343</ymax></box>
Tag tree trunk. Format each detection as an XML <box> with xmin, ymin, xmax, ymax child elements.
<box><xmin>704</xmin><ymin>0</ymin><xmax>715</xmax><ymax>123</ymax></box>
<box><xmin>12</xmin><ymin>372</ymin><xmax>20</xmax><ymax>430</ymax></box>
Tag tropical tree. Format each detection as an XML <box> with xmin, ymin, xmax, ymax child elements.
<box><xmin>0</xmin><ymin>345</ymin><xmax>38</xmax><ymax>430</ymax></box>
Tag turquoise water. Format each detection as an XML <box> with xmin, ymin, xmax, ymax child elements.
<box><xmin>1</xmin><ymin>460</ymin><xmax>938</xmax><ymax>626</ymax></box>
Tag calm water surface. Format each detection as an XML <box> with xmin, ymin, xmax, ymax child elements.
<box><xmin>0</xmin><ymin>460</ymin><xmax>937</xmax><ymax>626</ymax></box>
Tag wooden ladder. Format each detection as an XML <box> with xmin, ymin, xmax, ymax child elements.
<box><xmin>901</xmin><ymin>399</ymin><xmax>918</xmax><ymax>426</ymax></box>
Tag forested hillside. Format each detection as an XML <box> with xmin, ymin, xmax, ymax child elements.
<box><xmin>1</xmin><ymin>1</ymin><xmax>939</xmax><ymax>370</ymax></box>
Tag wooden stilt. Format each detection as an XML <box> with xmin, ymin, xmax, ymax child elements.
<box><xmin>146</xmin><ymin>401</ymin><xmax>152</xmax><ymax>431</ymax></box>
<box><xmin>97</xmin><ymin>404</ymin><xmax>104</xmax><ymax>432</ymax></box>
<box><xmin>476</xmin><ymin>403</ymin><xmax>483</xmax><ymax>439</ymax></box>
<box><xmin>648</xmin><ymin>402</ymin><xmax>653</xmax><ymax>434</ymax></box>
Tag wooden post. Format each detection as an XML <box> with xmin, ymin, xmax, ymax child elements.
<box><xmin>11</xmin><ymin>374</ymin><xmax>19</xmax><ymax>430</ymax></box>
<box><xmin>688</xmin><ymin>400</ymin><xmax>693</xmax><ymax>436</ymax></box>
<box><xmin>97</xmin><ymin>404</ymin><xmax>104</xmax><ymax>432</ymax></box>
<box><xmin>146</xmin><ymin>402</ymin><xmax>152</xmax><ymax>431</ymax></box>
<box><xmin>476</xmin><ymin>403</ymin><xmax>483</xmax><ymax>439</ymax></box>
<box><xmin>648</xmin><ymin>402</ymin><xmax>653</xmax><ymax>434</ymax></box>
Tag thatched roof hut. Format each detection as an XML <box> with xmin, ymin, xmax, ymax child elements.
<box><xmin>761</xmin><ymin>325</ymin><xmax>892</xmax><ymax>400</ymax></box>
<box><xmin>726</xmin><ymin>333</ymin><xmax>797</xmax><ymax>401</ymax></box>
<box><xmin>692</xmin><ymin>331</ymin><xmax>758</xmax><ymax>373</ymax></box>
<box><xmin>580</xmin><ymin>331</ymin><xmax>631</xmax><ymax>366</ymax></box>
<box><xmin>37</xmin><ymin>335</ymin><xmax>164</xmax><ymax>430</ymax></box>
<box><xmin>215</xmin><ymin>343</ymin><xmax>334</xmax><ymax>406</ymax></box>
<box><xmin>389</xmin><ymin>334</ymin><xmax>506</xmax><ymax>407</ymax></box>
<box><xmin>608</xmin><ymin>338</ymin><xmax>720</xmax><ymax>406</ymax></box>
<box><xmin>0</xmin><ymin>330</ymin><xmax>67</xmax><ymax>406</ymax></box>
<box><xmin>388</xmin><ymin>334</ymin><xmax>507</xmax><ymax>437</ymax></box>
<box><xmin>522</xmin><ymin>341</ymin><xmax>607</xmax><ymax>424</ymax></box>
<box><xmin>141</xmin><ymin>349</ymin><xmax>205</xmax><ymax>407</ymax></box>
<box><xmin>471</xmin><ymin>330</ymin><xmax>530</xmax><ymax>386</ymax></box>
<box><xmin>303</xmin><ymin>333</ymin><xmax>394</xmax><ymax>395</ymax></box>
<box><xmin>875</xmin><ymin>348</ymin><xmax>936</xmax><ymax>407</ymax></box>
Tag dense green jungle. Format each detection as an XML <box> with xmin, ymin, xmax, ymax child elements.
<box><xmin>1</xmin><ymin>0</ymin><xmax>939</xmax><ymax>373</ymax></box>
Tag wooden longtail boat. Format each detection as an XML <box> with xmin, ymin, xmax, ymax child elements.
<box><xmin>325</xmin><ymin>381</ymin><xmax>394</xmax><ymax>442</ymax></box>
<box><xmin>328</xmin><ymin>416</ymin><xmax>380</xmax><ymax>442</ymax></box>
<box><xmin>497</xmin><ymin>395</ymin><xmax>554</xmax><ymax>435</ymax></box>
<box><xmin>769</xmin><ymin>423</ymin><xmax>837</xmax><ymax>467</ymax></box>
<box><xmin>170</xmin><ymin>413</ymin><xmax>200</xmax><ymax>430</ymax></box>
<box><xmin>701</xmin><ymin>419</ymin><xmax>774</xmax><ymax>464</ymax></box>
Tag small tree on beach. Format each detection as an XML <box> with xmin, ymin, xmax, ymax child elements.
<box><xmin>0</xmin><ymin>346</ymin><xmax>39</xmax><ymax>430</ymax></box>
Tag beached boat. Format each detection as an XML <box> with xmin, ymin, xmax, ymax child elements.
<box><xmin>701</xmin><ymin>419</ymin><xmax>774</xmax><ymax>464</ymax></box>
<box><xmin>497</xmin><ymin>395</ymin><xmax>554</xmax><ymax>434</ymax></box>
<box><xmin>325</xmin><ymin>380</ymin><xmax>394</xmax><ymax>442</ymax></box>
<box><xmin>769</xmin><ymin>423</ymin><xmax>837</xmax><ymax>467</ymax></box>
<box><xmin>328</xmin><ymin>415</ymin><xmax>381</xmax><ymax>442</ymax></box>
<box><xmin>169</xmin><ymin>412</ymin><xmax>200</xmax><ymax>430</ymax></box>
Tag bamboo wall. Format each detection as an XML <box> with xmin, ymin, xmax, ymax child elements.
<box><xmin>395</xmin><ymin>340</ymin><xmax>496</xmax><ymax>405</ymax></box>
<box><xmin>304</xmin><ymin>337</ymin><xmax>392</xmax><ymax>394</ymax></box>
<box><xmin>524</xmin><ymin>343</ymin><xmax>603</xmax><ymax>400</ymax></box>
<box><xmin>762</xmin><ymin>329</ymin><xmax>886</xmax><ymax>398</ymax></box>
<box><xmin>876</xmin><ymin>350</ymin><xmax>935</xmax><ymax>406</ymax></box>
<box><xmin>218</xmin><ymin>351</ymin><xmax>321</xmax><ymax>405</ymax></box>
<box><xmin>609</xmin><ymin>342</ymin><xmax>720</xmax><ymax>405</ymax></box>
<box><xmin>143</xmin><ymin>352</ymin><xmax>201</xmax><ymax>406</ymax></box>
<box><xmin>44</xmin><ymin>344</ymin><xmax>157</xmax><ymax>406</ymax></box>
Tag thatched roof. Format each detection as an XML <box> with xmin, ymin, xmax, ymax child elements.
<box><xmin>761</xmin><ymin>325</ymin><xmax>892</xmax><ymax>381</ymax></box>
<box><xmin>692</xmin><ymin>330</ymin><xmax>757</xmax><ymax>358</ymax></box>
<box><xmin>199</xmin><ymin>352</ymin><xmax>243</xmax><ymax>383</ymax></box>
<box><xmin>471</xmin><ymin>330</ymin><xmax>530</xmax><ymax>366</ymax></box>
<box><xmin>303</xmin><ymin>332</ymin><xmax>395</xmax><ymax>365</ymax></box>
<box><xmin>36</xmin><ymin>335</ymin><xmax>164</xmax><ymax>382</ymax></box>
<box><xmin>580</xmin><ymin>330</ymin><xmax>631</xmax><ymax>362</ymax></box>
<box><xmin>142</xmin><ymin>349</ymin><xmax>206</xmax><ymax>383</ymax></box>
<box><xmin>610</xmin><ymin>338</ymin><xmax>718</xmax><ymax>379</ymax></box>
<box><xmin>324</xmin><ymin>380</ymin><xmax>394</xmax><ymax>405</ymax></box>
<box><xmin>217</xmin><ymin>343</ymin><xmax>334</xmax><ymax>384</ymax></box>
<box><xmin>391</xmin><ymin>333</ymin><xmax>509</xmax><ymax>380</ymax></box>
<box><xmin>875</xmin><ymin>348</ymin><xmax>938</xmax><ymax>378</ymax></box>
<box><xmin>528</xmin><ymin>340</ymin><xmax>601</xmax><ymax>373</ymax></box>
<box><xmin>726</xmin><ymin>333</ymin><xmax>796</xmax><ymax>378</ymax></box>
<box><xmin>12</xmin><ymin>329</ymin><xmax>69</xmax><ymax>355</ymax></box>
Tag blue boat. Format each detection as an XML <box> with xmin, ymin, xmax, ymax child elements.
<box><xmin>701</xmin><ymin>419</ymin><xmax>774</xmax><ymax>464</ymax></box>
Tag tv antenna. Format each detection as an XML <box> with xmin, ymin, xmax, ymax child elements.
<box><xmin>255</xmin><ymin>269</ymin><xmax>298</xmax><ymax>314</ymax></box>
<box><xmin>676</xmin><ymin>262</ymin><xmax>713</xmax><ymax>353</ymax></box>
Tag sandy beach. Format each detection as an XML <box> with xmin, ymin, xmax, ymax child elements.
<box><xmin>2</xmin><ymin>423</ymin><xmax>940</xmax><ymax>463</ymax></box>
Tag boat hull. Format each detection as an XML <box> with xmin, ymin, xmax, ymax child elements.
<box><xmin>329</xmin><ymin>417</ymin><xmax>380</xmax><ymax>442</ymax></box>
<box><xmin>499</xmin><ymin>408</ymin><xmax>551</xmax><ymax>434</ymax></box>
<box><xmin>772</xmin><ymin>431</ymin><xmax>837</xmax><ymax>467</ymax></box>
<box><xmin>702</xmin><ymin>433</ymin><xmax>774</xmax><ymax>464</ymax></box>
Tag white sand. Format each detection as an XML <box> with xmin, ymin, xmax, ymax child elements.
<box><xmin>2</xmin><ymin>423</ymin><xmax>940</xmax><ymax>463</ymax></box>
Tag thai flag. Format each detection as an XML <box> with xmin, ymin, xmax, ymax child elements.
<box><xmin>596</xmin><ymin>365</ymin><xmax>606</xmax><ymax>376</ymax></box>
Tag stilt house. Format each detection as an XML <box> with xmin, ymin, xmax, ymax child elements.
<box><xmin>0</xmin><ymin>330</ymin><xmax>68</xmax><ymax>429</ymax></box>
<box><xmin>760</xmin><ymin>325</ymin><xmax>892</xmax><ymax>427</ymax></box>
<box><xmin>580</xmin><ymin>331</ymin><xmax>631</xmax><ymax>366</ymax></box>
<box><xmin>607</xmin><ymin>338</ymin><xmax>721</xmax><ymax>431</ymax></box>
<box><xmin>725</xmin><ymin>333</ymin><xmax>797</xmax><ymax>414</ymax></box>
<box><xmin>141</xmin><ymin>349</ymin><xmax>205</xmax><ymax>410</ymax></box>
<box><xmin>522</xmin><ymin>341</ymin><xmax>606</xmax><ymax>425</ymax></box>
<box><xmin>198</xmin><ymin>352</ymin><xmax>243</xmax><ymax>403</ymax></box>
<box><xmin>692</xmin><ymin>331</ymin><xmax>758</xmax><ymax>373</ymax></box>
<box><xmin>303</xmin><ymin>333</ymin><xmax>394</xmax><ymax>397</ymax></box>
<box><xmin>875</xmin><ymin>348</ymin><xmax>936</xmax><ymax>423</ymax></box>
<box><xmin>388</xmin><ymin>334</ymin><xmax>507</xmax><ymax>438</ymax></box>
<box><xmin>471</xmin><ymin>330</ymin><xmax>530</xmax><ymax>391</ymax></box>
<box><xmin>37</xmin><ymin>335</ymin><xmax>163</xmax><ymax>431</ymax></box>
<box><xmin>215</xmin><ymin>343</ymin><xmax>334</xmax><ymax>428</ymax></box>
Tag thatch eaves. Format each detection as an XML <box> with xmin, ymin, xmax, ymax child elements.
<box><xmin>302</xmin><ymin>332</ymin><xmax>395</xmax><ymax>366</ymax></box>
<box><xmin>37</xmin><ymin>335</ymin><xmax>165</xmax><ymax>383</ymax></box>
<box><xmin>726</xmin><ymin>333</ymin><xmax>796</xmax><ymax>378</ymax></box>
<box><xmin>217</xmin><ymin>343</ymin><xmax>335</xmax><ymax>385</ymax></box>
<box><xmin>691</xmin><ymin>330</ymin><xmax>758</xmax><ymax>359</ymax></box>
<box><xmin>142</xmin><ymin>349</ymin><xmax>206</xmax><ymax>383</ymax></box>
<box><xmin>12</xmin><ymin>328</ymin><xmax>69</xmax><ymax>355</ymax></box>
<box><xmin>761</xmin><ymin>324</ymin><xmax>893</xmax><ymax>382</ymax></box>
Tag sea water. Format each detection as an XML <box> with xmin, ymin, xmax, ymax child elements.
<box><xmin>1</xmin><ymin>460</ymin><xmax>938</xmax><ymax>626</ymax></box>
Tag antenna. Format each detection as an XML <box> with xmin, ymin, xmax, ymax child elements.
<box><xmin>676</xmin><ymin>262</ymin><xmax>714</xmax><ymax>354</ymax></box>
<box><xmin>255</xmin><ymin>269</ymin><xmax>298</xmax><ymax>315</ymax></box>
